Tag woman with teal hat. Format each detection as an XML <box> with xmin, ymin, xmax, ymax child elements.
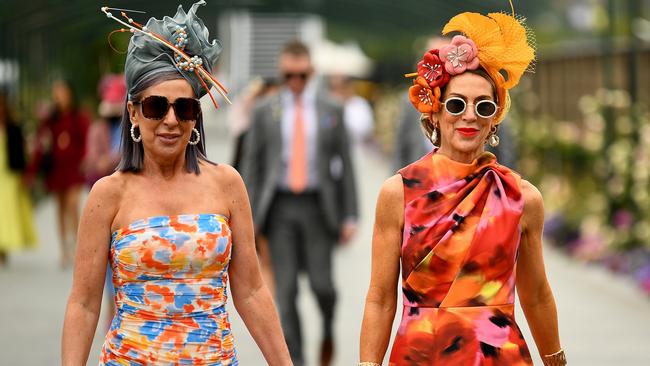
<box><xmin>62</xmin><ymin>2</ymin><xmax>291</xmax><ymax>364</ymax></box>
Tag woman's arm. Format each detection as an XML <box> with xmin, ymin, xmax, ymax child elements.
<box><xmin>223</xmin><ymin>165</ymin><xmax>292</xmax><ymax>365</ymax></box>
<box><xmin>61</xmin><ymin>176</ymin><xmax>119</xmax><ymax>365</ymax></box>
<box><xmin>359</xmin><ymin>174</ymin><xmax>404</xmax><ymax>363</ymax></box>
<box><xmin>517</xmin><ymin>180</ymin><xmax>563</xmax><ymax>358</ymax></box>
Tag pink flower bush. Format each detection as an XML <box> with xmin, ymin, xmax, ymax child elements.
<box><xmin>439</xmin><ymin>35</ymin><xmax>480</xmax><ymax>75</ymax></box>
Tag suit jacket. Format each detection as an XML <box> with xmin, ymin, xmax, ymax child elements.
<box><xmin>392</xmin><ymin>93</ymin><xmax>432</xmax><ymax>172</ymax></box>
<box><xmin>240</xmin><ymin>92</ymin><xmax>358</xmax><ymax>235</ymax></box>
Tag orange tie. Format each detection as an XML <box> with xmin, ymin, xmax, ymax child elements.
<box><xmin>288</xmin><ymin>96</ymin><xmax>307</xmax><ymax>193</ymax></box>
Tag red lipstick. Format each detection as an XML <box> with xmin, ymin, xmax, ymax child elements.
<box><xmin>456</xmin><ymin>127</ymin><xmax>480</xmax><ymax>137</ymax></box>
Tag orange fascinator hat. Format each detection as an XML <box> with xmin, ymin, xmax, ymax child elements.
<box><xmin>407</xmin><ymin>2</ymin><xmax>536</xmax><ymax>123</ymax></box>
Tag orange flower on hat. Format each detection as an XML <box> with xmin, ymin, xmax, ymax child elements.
<box><xmin>418</xmin><ymin>49</ymin><xmax>450</xmax><ymax>89</ymax></box>
<box><xmin>409</xmin><ymin>77</ymin><xmax>441</xmax><ymax>114</ymax></box>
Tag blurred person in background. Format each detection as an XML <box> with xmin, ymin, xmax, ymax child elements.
<box><xmin>82</xmin><ymin>73</ymin><xmax>127</xmax><ymax>331</ymax></box>
<box><xmin>328</xmin><ymin>75</ymin><xmax>374</xmax><ymax>148</ymax></box>
<box><xmin>360</xmin><ymin>9</ymin><xmax>565</xmax><ymax>366</ymax></box>
<box><xmin>62</xmin><ymin>2</ymin><xmax>291</xmax><ymax>365</ymax></box>
<box><xmin>229</xmin><ymin>76</ymin><xmax>279</xmax><ymax>170</ymax></box>
<box><xmin>26</xmin><ymin>79</ymin><xmax>89</xmax><ymax>268</ymax></box>
<box><xmin>228</xmin><ymin>76</ymin><xmax>280</xmax><ymax>296</ymax></box>
<box><xmin>392</xmin><ymin>92</ymin><xmax>433</xmax><ymax>171</ymax></box>
<box><xmin>240</xmin><ymin>40</ymin><xmax>358</xmax><ymax>366</ymax></box>
<box><xmin>0</xmin><ymin>91</ymin><xmax>37</xmax><ymax>267</ymax></box>
<box><xmin>83</xmin><ymin>74</ymin><xmax>125</xmax><ymax>187</ymax></box>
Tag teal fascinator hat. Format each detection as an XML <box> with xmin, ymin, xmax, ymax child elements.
<box><xmin>102</xmin><ymin>1</ymin><xmax>229</xmax><ymax>105</ymax></box>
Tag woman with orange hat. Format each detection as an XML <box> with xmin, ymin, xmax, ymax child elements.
<box><xmin>359</xmin><ymin>7</ymin><xmax>565</xmax><ymax>366</ymax></box>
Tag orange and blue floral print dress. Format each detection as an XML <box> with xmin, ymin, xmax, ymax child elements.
<box><xmin>389</xmin><ymin>150</ymin><xmax>533</xmax><ymax>366</ymax></box>
<box><xmin>100</xmin><ymin>214</ymin><xmax>238</xmax><ymax>365</ymax></box>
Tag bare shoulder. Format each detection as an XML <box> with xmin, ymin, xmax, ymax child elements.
<box><xmin>376</xmin><ymin>174</ymin><xmax>404</xmax><ymax>224</ymax></box>
<box><xmin>202</xmin><ymin>162</ymin><xmax>244</xmax><ymax>187</ymax></box>
<box><xmin>82</xmin><ymin>172</ymin><xmax>126</xmax><ymax>231</ymax></box>
<box><xmin>521</xmin><ymin>179</ymin><xmax>544</xmax><ymax>211</ymax></box>
<box><xmin>200</xmin><ymin>162</ymin><xmax>248</xmax><ymax>205</ymax></box>
<box><xmin>520</xmin><ymin>179</ymin><xmax>544</xmax><ymax>230</ymax></box>
<box><xmin>379</xmin><ymin>174</ymin><xmax>404</xmax><ymax>203</ymax></box>
<box><xmin>202</xmin><ymin>163</ymin><xmax>250</xmax><ymax>221</ymax></box>
<box><xmin>88</xmin><ymin>172</ymin><xmax>126</xmax><ymax>208</ymax></box>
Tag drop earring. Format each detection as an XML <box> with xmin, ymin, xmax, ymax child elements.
<box><xmin>488</xmin><ymin>126</ymin><xmax>499</xmax><ymax>147</ymax></box>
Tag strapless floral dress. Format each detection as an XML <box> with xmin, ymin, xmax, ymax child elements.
<box><xmin>100</xmin><ymin>214</ymin><xmax>238</xmax><ymax>365</ymax></box>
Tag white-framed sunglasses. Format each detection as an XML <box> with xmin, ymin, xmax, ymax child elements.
<box><xmin>442</xmin><ymin>97</ymin><xmax>499</xmax><ymax>119</ymax></box>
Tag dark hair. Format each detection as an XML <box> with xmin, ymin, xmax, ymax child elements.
<box><xmin>281</xmin><ymin>40</ymin><xmax>311</xmax><ymax>58</ymax></box>
<box><xmin>117</xmin><ymin>70</ymin><xmax>214</xmax><ymax>174</ymax></box>
<box><xmin>421</xmin><ymin>68</ymin><xmax>499</xmax><ymax>146</ymax></box>
<box><xmin>0</xmin><ymin>91</ymin><xmax>12</xmax><ymax>124</ymax></box>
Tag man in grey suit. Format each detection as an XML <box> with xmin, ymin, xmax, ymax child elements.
<box><xmin>240</xmin><ymin>41</ymin><xmax>358</xmax><ymax>366</ymax></box>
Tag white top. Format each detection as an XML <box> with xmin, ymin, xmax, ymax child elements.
<box><xmin>343</xmin><ymin>95</ymin><xmax>373</xmax><ymax>144</ymax></box>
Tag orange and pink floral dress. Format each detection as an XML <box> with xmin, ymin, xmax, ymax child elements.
<box><xmin>389</xmin><ymin>150</ymin><xmax>533</xmax><ymax>365</ymax></box>
<box><xmin>100</xmin><ymin>213</ymin><xmax>238</xmax><ymax>365</ymax></box>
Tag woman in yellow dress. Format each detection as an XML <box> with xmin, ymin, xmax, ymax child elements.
<box><xmin>0</xmin><ymin>91</ymin><xmax>37</xmax><ymax>266</ymax></box>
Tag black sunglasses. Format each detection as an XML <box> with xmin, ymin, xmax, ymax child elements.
<box><xmin>283</xmin><ymin>72</ymin><xmax>309</xmax><ymax>81</ymax></box>
<box><xmin>442</xmin><ymin>97</ymin><xmax>498</xmax><ymax>119</ymax></box>
<box><xmin>134</xmin><ymin>95</ymin><xmax>201</xmax><ymax>122</ymax></box>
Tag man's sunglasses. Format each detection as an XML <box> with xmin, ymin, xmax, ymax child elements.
<box><xmin>134</xmin><ymin>95</ymin><xmax>201</xmax><ymax>122</ymax></box>
<box><xmin>283</xmin><ymin>72</ymin><xmax>309</xmax><ymax>81</ymax></box>
<box><xmin>442</xmin><ymin>97</ymin><xmax>499</xmax><ymax>119</ymax></box>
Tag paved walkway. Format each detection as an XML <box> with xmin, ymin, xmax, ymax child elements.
<box><xmin>1</xmin><ymin>123</ymin><xmax>649</xmax><ymax>365</ymax></box>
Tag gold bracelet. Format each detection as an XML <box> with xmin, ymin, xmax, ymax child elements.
<box><xmin>358</xmin><ymin>362</ymin><xmax>381</xmax><ymax>366</ymax></box>
<box><xmin>542</xmin><ymin>348</ymin><xmax>567</xmax><ymax>366</ymax></box>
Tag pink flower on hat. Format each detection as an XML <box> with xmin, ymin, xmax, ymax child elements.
<box><xmin>439</xmin><ymin>35</ymin><xmax>480</xmax><ymax>75</ymax></box>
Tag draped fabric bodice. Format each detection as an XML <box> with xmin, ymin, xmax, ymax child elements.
<box><xmin>100</xmin><ymin>214</ymin><xmax>238</xmax><ymax>365</ymax></box>
<box><xmin>389</xmin><ymin>150</ymin><xmax>532</xmax><ymax>365</ymax></box>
